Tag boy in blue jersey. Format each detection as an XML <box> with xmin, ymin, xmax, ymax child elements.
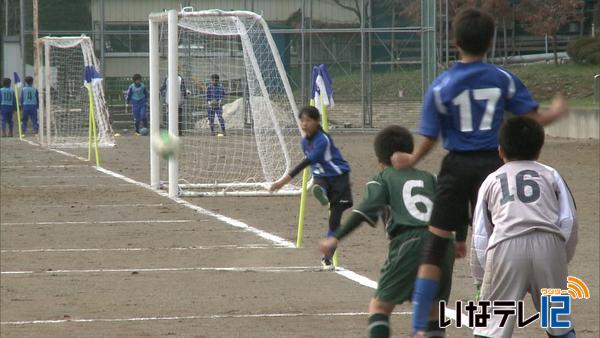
<box><xmin>390</xmin><ymin>9</ymin><xmax>568</xmax><ymax>338</ymax></box>
<box><xmin>270</xmin><ymin>105</ymin><xmax>353</xmax><ymax>269</ymax></box>
<box><xmin>0</xmin><ymin>78</ymin><xmax>17</xmax><ymax>137</ymax></box>
<box><xmin>126</xmin><ymin>73</ymin><xmax>149</xmax><ymax>135</ymax></box>
<box><xmin>206</xmin><ymin>74</ymin><xmax>226</xmax><ymax>136</ymax></box>
<box><xmin>20</xmin><ymin>76</ymin><xmax>39</xmax><ymax>135</ymax></box>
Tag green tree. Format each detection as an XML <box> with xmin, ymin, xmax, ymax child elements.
<box><xmin>518</xmin><ymin>0</ymin><xmax>584</xmax><ymax>66</ymax></box>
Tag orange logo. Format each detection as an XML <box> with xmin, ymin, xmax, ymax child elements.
<box><xmin>563</xmin><ymin>276</ymin><xmax>590</xmax><ymax>300</ymax></box>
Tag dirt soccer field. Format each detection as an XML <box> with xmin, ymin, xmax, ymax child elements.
<box><xmin>1</xmin><ymin>133</ymin><xmax>598</xmax><ymax>337</ymax></box>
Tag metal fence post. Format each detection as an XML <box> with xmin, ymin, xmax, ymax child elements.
<box><xmin>594</xmin><ymin>74</ymin><xmax>600</xmax><ymax>105</ymax></box>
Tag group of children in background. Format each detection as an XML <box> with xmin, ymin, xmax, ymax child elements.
<box><xmin>271</xmin><ymin>8</ymin><xmax>576</xmax><ymax>338</ymax></box>
<box><xmin>0</xmin><ymin>72</ymin><xmax>226</xmax><ymax>138</ymax></box>
<box><xmin>129</xmin><ymin>72</ymin><xmax>226</xmax><ymax>136</ymax></box>
<box><xmin>0</xmin><ymin>76</ymin><xmax>39</xmax><ymax>138</ymax></box>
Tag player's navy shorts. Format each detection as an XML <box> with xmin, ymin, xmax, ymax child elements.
<box><xmin>429</xmin><ymin>150</ymin><xmax>502</xmax><ymax>236</ymax></box>
<box><xmin>313</xmin><ymin>171</ymin><xmax>353</xmax><ymax>207</ymax></box>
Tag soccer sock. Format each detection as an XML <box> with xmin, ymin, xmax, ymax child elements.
<box><xmin>324</xmin><ymin>229</ymin><xmax>337</xmax><ymax>258</ymax></box>
<box><xmin>412</xmin><ymin>278</ymin><xmax>440</xmax><ymax>335</ymax></box>
<box><xmin>426</xmin><ymin>320</ymin><xmax>445</xmax><ymax>337</ymax></box>
<box><xmin>367</xmin><ymin>313</ymin><xmax>390</xmax><ymax>338</ymax></box>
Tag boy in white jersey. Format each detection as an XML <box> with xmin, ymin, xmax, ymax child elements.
<box><xmin>470</xmin><ymin>116</ymin><xmax>578</xmax><ymax>338</ymax></box>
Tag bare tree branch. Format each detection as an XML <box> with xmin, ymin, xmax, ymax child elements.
<box><xmin>333</xmin><ymin>0</ymin><xmax>361</xmax><ymax>22</ymax></box>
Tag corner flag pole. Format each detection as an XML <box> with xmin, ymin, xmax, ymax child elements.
<box><xmin>296</xmin><ymin>167</ymin><xmax>309</xmax><ymax>248</ymax></box>
<box><xmin>86</xmin><ymin>82</ymin><xmax>100</xmax><ymax>166</ymax></box>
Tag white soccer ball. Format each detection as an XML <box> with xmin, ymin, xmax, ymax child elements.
<box><xmin>152</xmin><ymin>131</ymin><xmax>182</xmax><ymax>159</ymax></box>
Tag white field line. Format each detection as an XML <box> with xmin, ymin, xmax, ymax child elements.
<box><xmin>93</xmin><ymin>166</ymin><xmax>297</xmax><ymax>249</ymax></box>
<box><xmin>1</xmin><ymin>244</ymin><xmax>287</xmax><ymax>253</ymax></box>
<box><xmin>5</xmin><ymin>183</ymin><xmax>132</xmax><ymax>188</ymax></box>
<box><xmin>0</xmin><ymin>161</ymin><xmax>81</xmax><ymax>165</ymax></box>
<box><xmin>0</xmin><ymin>220</ymin><xmax>195</xmax><ymax>226</ymax></box>
<box><xmin>9</xmin><ymin>139</ymin><xmax>469</xmax><ymax>326</ymax></box>
<box><xmin>0</xmin><ymin>311</ymin><xmax>411</xmax><ymax>325</ymax></box>
<box><xmin>30</xmin><ymin>203</ymin><xmax>167</xmax><ymax>209</ymax></box>
<box><xmin>0</xmin><ymin>164</ymin><xmax>88</xmax><ymax>169</ymax></box>
<box><xmin>6</xmin><ymin>175</ymin><xmax>108</xmax><ymax>179</ymax></box>
<box><xmin>1</xmin><ymin>266</ymin><xmax>324</xmax><ymax>275</ymax></box>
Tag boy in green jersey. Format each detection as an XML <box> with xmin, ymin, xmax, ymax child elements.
<box><xmin>320</xmin><ymin>125</ymin><xmax>454</xmax><ymax>338</ymax></box>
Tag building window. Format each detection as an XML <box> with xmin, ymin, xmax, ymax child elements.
<box><xmin>105</xmin><ymin>23</ymin><xmax>148</xmax><ymax>54</ymax></box>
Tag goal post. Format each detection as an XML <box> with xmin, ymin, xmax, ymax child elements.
<box><xmin>37</xmin><ymin>36</ymin><xmax>114</xmax><ymax>149</ymax></box>
<box><xmin>149</xmin><ymin>9</ymin><xmax>305</xmax><ymax>197</ymax></box>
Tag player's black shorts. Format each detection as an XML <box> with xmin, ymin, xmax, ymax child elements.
<box><xmin>313</xmin><ymin>171</ymin><xmax>353</xmax><ymax>207</ymax></box>
<box><xmin>429</xmin><ymin>150</ymin><xmax>502</xmax><ymax>234</ymax></box>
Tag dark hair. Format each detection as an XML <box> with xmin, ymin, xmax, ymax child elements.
<box><xmin>453</xmin><ymin>8</ymin><xmax>495</xmax><ymax>56</ymax></box>
<box><xmin>374</xmin><ymin>125</ymin><xmax>414</xmax><ymax>166</ymax></box>
<box><xmin>2</xmin><ymin>78</ymin><xmax>11</xmax><ymax>87</ymax></box>
<box><xmin>298</xmin><ymin>106</ymin><xmax>325</xmax><ymax>134</ymax></box>
<box><xmin>298</xmin><ymin>105</ymin><xmax>321</xmax><ymax>122</ymax></box>
<box><xmin>25</xmin><ymin>76</ymin><xmax>33</xmax><ymax>85</ymax></box>
<box><xmin>132</xmin><ymin>73</ymin><xmax>142</xmax><ymax>81</ymax></box>
<box><xmin>499</xmin><ymin>116</ymin><xmax>545</xmax><ymax>161</ymax></box>
<box><xmin>211</xmin><ymin>74</ymin><xmax>219</xmax><ymax>81</ymax></box>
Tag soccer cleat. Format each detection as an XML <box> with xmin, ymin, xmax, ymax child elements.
<box><xmin>321</xmin><ymin>257</ymin><xmax>334</xmax><ymax>270</ymax></box>
<box><xmin>312</xmin><ymin>185</ymin><xmax>329</xmax><ymax>206</ymax></box>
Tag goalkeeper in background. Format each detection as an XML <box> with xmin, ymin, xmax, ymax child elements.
<box><xmin>126</xmin><ymin>73</ymin><xmax>149</xmax><ymax>135</ymax></box>
<box><xmin>320</xmin><ymin>125</ymin><xmax>454</xmax><ymax>338</ymax></box>
<box><xmin>270</xmin><ymin>105</ymin><xmax>352</xmax><ymax>270</ymax></box>
<box><xmin>206</xmin><ymin>74</ymin><xmax>226</xmax><ymax>136</ymax></box>
<box><xmin>0</xmin><ymin>78</ymin><xmax>16</xmax><ymax>138</ymax></box>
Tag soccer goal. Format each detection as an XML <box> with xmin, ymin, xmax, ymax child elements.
<box><xmin>149</xmin><ymin>9</ymin><xmax>305</xmax><ymax>197</ymax></box>
<box><xmin>37</xmin><ymin>36</ymin><xmax>114</xmax><ymax>148</ymax></box>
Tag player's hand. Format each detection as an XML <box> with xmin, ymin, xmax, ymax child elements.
<box><xmin>391</xmin><ymin>151</ymin><xmax>414</xmax><ymax>170</ymax></box>
<box><xmin>410</xmin><ymin>331</ymin><xmax>426</xmax><ymax>338</ymax></box>
<box><xmin>319</xmin><ymin>237</ymin><xmax>338</xmax><ymax>257</ymax></box>
<box><xmin>548</xmin><ymin>94</ymin><xmax>568</xmax><ymax>120</ymax></box>
<box><xmin>269</xmin><ymin>175</ymin><xmax>291</xmax><ymax>192</ymax></box>
<box><xmin>269</xmin><ymin>180</ymin><xmax>285</xmax><ymax>192</ymax></box>
<box><xmin>454</xmin><ymin>241</ymin><xmax>467</xmax><ymax>258</ymax></box>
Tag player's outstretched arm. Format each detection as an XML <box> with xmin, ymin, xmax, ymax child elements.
<box><xmin>269</xmin><ymin>158</ymin><xmax>312</xmax><ymax>192</ymax></box>
<box><xmin>526</xmin><ymin>94</ymin><xmax>568</xmax><ymax>126</ymax></box>
<box><xmin>269</xmin><ymin>175</ymin><xmax>292</xmax><ymax>192</ymax></box>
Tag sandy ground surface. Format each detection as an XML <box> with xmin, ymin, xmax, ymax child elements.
<box><xmin>1</xmin><ymin>133</ymin><xmax>598</xmax><ymax>337</ymax></box>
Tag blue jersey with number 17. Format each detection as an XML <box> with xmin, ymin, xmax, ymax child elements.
<box><xmin>419</xmin><ymin>61</ymin><xmax>538</xmax><ymax>151</ymax></box>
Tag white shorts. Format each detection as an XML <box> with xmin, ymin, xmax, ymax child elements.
<box><xmin>474</xmin><ymin>231</ymin><xmax>573</xmax><ymax>338</ymax></box>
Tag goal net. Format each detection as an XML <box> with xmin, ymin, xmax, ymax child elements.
<box><xmin>38</xmin><ymin>36</ymin><xmax>114</xmax><ymax>148</ymax></box>
<box><xmin>150</xmin><ymin>9</ymin><xmax>305</xmax><ymax>196</ymax></box>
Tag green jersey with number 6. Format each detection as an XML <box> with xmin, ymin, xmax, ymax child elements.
<box><xmin>336</xmin><ymin>167</ymin><xmax>436</xmax><ymax>240</ymax></box>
